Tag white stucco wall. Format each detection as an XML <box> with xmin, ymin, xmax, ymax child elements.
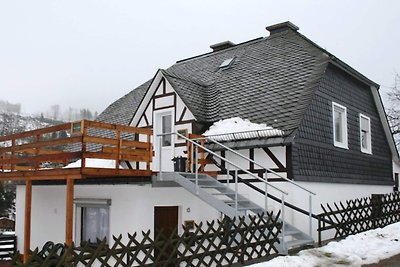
<box><xmin>16</xmin><ymin>184</ymin><xmax>219</xmax><ymax>252</ymax></box>
<box><xmin>230</xmin><ymin>180</ymin><xmax>392</xmax><ymax>240</ymax></box>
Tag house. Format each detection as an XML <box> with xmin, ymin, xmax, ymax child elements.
<box><xmin>5</xmin><ymin>21</ymin><xmax>398</xmax><ymax>257</ymax></box>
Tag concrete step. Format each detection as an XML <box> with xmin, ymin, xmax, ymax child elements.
<box><xmin>285</xmin><ymin>239</ymin><xmax>314</xmax><ymax>249</ymax></box>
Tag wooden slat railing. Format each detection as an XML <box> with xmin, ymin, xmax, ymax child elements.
<box><xmin>0</xmin><ymin>120</ymin><xmax>153</xmax><ymax>180</ymax></box>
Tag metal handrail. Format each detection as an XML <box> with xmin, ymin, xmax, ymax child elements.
<box><xmin>197</xmin><ymin>136</ymin><xmax>316</xmax><ymax>195</ymax></box>
<box><xmin>158</xmin><ymin>132</ymin><xmax>288</xmax><ymax>195</ymax></box>
<box><xmin>194</xmin><ymin>134</ymin><xmax>316</xmax><ymax>236</ymax></box>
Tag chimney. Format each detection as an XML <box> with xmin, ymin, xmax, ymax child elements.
<box><xmin>210</xmin><ymin>41</ymin><xmax>235</xmax><ymax>52</ymax></box>
<box><xmin>266</xmin><ymin>21</ymin><xmax>299</xmax><ymax>35</ymax></box>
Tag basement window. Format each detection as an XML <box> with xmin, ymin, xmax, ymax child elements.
<box><xmin>360</xmin><ymin>114</ymin><xmax>372</xmax><ymax>154</ymax></box>
<box><xmin>332</xmin><ymin>102</ymin><xmax>348</xmax><ymax>149</ymax></box>
<box><xmin>75</xmin><ymin>199</ymin><xmax>111</xmax><ymax>245</ymax></box>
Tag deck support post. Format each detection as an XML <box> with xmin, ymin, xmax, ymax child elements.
<box><xmin>65</xmin><ymin>178</ymin><xmax>74</xmax><ymax>246</ymax></box>
<box><xmin>23</xmin><ymin>179</ymin><xmax>32</xmax><ymax>263</ymax></box>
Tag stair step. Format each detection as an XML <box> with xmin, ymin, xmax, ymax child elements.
<box><xmin>224</xmin><ymin>200</ymin><xmax>250</xmax><ymax>204</ymax></box>
<box><xmin>187</xmin><ymin>178</ymin><xmax>212</xmax><ymax>181</ymax></box>
<box><xmin>200</xmin><ymin>185</ymin><xmax>227</xmax><ymax>189</ymax></box>
<box><xmin>211</xmin><ymin>192</ymin><xmax>236</xmax><ymax>196</ymax></box>
<box><xmin>236</xmin><ymin>206</ymin><xmax>261</xmax><ymax>211</ymax></box>
<box><xmin>182</xmin><ymin>173</ymin><xmax>208</xmax><ymax>178</ymax></box>
<box><xmin>283</xmin><ymin>230</ymin><xmax>302</xmax><ymax>236</ymax></box>
<box><xmin>285</xmin><ymin>239</ymin><xmax>314</xmax><ymax>249</ymax></box>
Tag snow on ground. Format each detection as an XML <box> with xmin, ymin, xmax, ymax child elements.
<box><xmin>65</xmin><ymin>159</ymin><xmax>121</xmax><ymax>168</ymax></box>
<box><xmin>251</xmin><ymin>222</ymin><xmax>400</xmax><ymax>267</ymax></box>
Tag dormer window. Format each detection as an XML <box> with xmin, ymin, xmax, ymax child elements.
<box><xmin>360</xmin><ymin>114</ymin><xmax>372</xmax><ymax>154</ymax></box>
<box><xmin>332</xmin><ymin>102</ymin><xmax>348</xmax><ymax>149</ymax></box>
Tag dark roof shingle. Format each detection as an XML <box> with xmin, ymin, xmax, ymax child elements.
<box><xmin>98</xmin><ymin>27</ymin><xmax>333</xmax><ymax>133</ymax></box>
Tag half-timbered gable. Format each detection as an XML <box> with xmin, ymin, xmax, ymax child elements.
<box><xmin>130</xmin><ymin>71</ymin><xmax>197</xmax><ymax>170</ymax></box>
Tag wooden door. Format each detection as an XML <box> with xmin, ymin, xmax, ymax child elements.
<box><xmin>154</xmin><ymin>206</ymin><xmax>178</xmax><ymax>265</ymax></box>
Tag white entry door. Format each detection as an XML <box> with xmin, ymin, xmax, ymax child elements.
<box><xmin>154</xmin><ymin>109</ymin><xmax>174</xmax><ymax>171</ymax></box>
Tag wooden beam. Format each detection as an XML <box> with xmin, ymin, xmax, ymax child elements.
<box><xmin>23</xmin><ymin>179</ymin><xmax>32</xmax><ymax>263</ymax></box>
<box><xmin>65</xmin><ymin>178</ymin><xmax>74</xmax><ymax>246</ymax></box>
<box><xmin>0</xmin><ymin>168</ymin><xmax>82</xmax><ymax>180</ymax></box>
<box><xmin>81</xmin><ymin>167</ymin><xmax>152</xmax><ymax>177</ymax></box>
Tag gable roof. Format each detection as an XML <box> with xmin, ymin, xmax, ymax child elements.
<box><xmin>97</xmin><ymin>22</ymin><xmax>378</xmax><ymax>135</ymax></box>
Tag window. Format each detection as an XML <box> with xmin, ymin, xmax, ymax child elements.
<box><xmin>219</xmin><ymin>57</ymin><xmax>235</xmax><ymax>69</ymax></box>
<box><xmin>75</xmin><ymin>199</ymin><xmax>111</xmax><ymax>244</ymax></box>
<box><xmin>360</xmin><ymin>114</ymin><xmax>372</xmax><ymax>154</ymax></box>
<box><xmin>332</xmin><ymin>102</ymin><xmax>348</xmax><ymax>149</ymax></box>
<box><xmin>161</xmin><ymin>114</ymin><xmax>172</xmax><ymax>147</ymax></box>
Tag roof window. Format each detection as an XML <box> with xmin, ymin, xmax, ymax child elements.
<box><xmin>219</xmin><ymin>57</ymin><xmax>235</xmax><ymax>69</ymax></box>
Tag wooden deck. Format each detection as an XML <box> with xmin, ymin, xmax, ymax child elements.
<box><xmin>0</xmin><ymin>120</ymin><xmax>154</xmax><ymax>262</ymax></box>
<box><xmin>0</xmin><ymin>120</ymin><xmax>153</xmax><ymax>181</ymax></box>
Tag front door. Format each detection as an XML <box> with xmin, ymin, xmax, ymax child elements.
<box><xmin>154</xmin><ymin>109</ymin><xmax>174</xmax><ymax>171</ymax></box>
<box><xmin>154</xmin><ymin>206</ymin><xmax>178</xmax><ymax>265</ymax></box>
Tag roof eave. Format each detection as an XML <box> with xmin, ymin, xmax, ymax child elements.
<box><xmin>370</xmin><ymin>86</ymin><xmax>399</xmax><ymax>162</ymax></box>
<box><xmin>294</xmin><ymin>31</ymin><xmax>379</xmax><ymax>88</ymax></box>
<box><xmin>329</xmin><ymin>58</ymin><xmax>380</xmax><ymax>89</ymax></box>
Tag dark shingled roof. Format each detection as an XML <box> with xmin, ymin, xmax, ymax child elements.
<box><xmin>97</xmin><ymin>80</ymin><xmax>151</xmax><ymax>125</ymax></box>
<box><xmin>97</xmin><ymin>23</ymin><xmax>371</xmax><ymax>135</ymax></box>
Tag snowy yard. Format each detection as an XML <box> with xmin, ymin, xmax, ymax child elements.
<box><xmin>250</xmin><ymin>222</ymin><xmax>400</xmax><ymax>267</ymax></box>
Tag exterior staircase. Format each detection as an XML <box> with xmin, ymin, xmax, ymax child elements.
<box><xmin>157</xmin><ymin>171</ymin><xmax>314</xmax><ymax>254</ymax></box>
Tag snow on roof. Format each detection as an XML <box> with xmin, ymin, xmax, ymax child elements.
<box><xmin>203</xmin><ymin>117</ymin><xmax>283</xmax><ymax>142</ymax></box>
<box><xmin>65</xmin><ymin>159</ymin><xmax>122</xmax><ymax>169</ymax></box>
<box><xmin>251</xmin><ymin>221</ymin><xmax>400</xmax><ymax>267</ymax></box>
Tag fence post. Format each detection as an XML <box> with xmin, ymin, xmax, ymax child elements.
<box><xmin>318</xmin><ymin>216</ymin><xmax>321</xmax><ymax>246</ymax></box>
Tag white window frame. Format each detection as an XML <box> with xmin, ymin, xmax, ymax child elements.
<box><xmin>359</xmin><ymin>113</ymin><xmax>372</xmax><ymax>154</ymax></box>
<box><xmin>332</xmin><ymin>102</ymin><xmax>348</xmax><ymax>149</ymax></box>
<box><xmin>74</xmin><ymin>198</ymin><xmax>111</xmax><ymax>245</ymax></box>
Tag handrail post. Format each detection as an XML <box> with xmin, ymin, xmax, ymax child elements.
<box><xmin>191</xmin><ymin>142</ymin><xmax>194</xmax><ymax>173</ymax></box>
<box><xmin>226</xmin><ymin>162</ymin><xmax>230</xmax><ymax>186</ymax></box>
<box><xmin>195</xmin><ymin>144</ymin><xmax>199</xmax><ymax>195</ymax></box>
<box><xmin>309</xmin><ymin>193</ymin><xmax>312</xmax><ymax>236</ymax></box>
<box><xmin>265</xmin><ymin>171</ymin><xmax>268</xmax><ymax>212</ymax></box>
<box><xmin>235</xmin><ymin>169</ymin><xmax>238</xmax><ymax>217</ymax></box>
<box><xmin>10</xmin><ymin>139</ymin><xmax>15</xmax><ymax>172</ymax></box>
<box><xmin>115</xmin><ymin>130</ymin><xmax>121</xmax><ymax>169</ymax></box>
<box><xmin>281</xmin><ymin>193</ymin><xmax>286</xmax><ymax>253</ymax></box>
<box><xmin>159</xmin><ymin>135</ymin><xmax>163</xmax><ymax>181</ymax></box>
<box><xmin>81</xmin><ymin>121</ymin><xmax>86</xmax><ymax>169</ymax></box>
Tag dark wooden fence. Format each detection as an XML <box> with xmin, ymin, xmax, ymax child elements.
<box><xmin>317</xmin><ymin>192</ymin><xmax>400</xmax><ymax>245</ymax></box>
<box><xmin>0</xmin><ymin>234</ymin><xmax>16</xmax><ymax>259</ymax></box>
<box><xmin>13</xmin><ymin>212</ymin><xmax>282</xmax><ymax>267</ymax></box>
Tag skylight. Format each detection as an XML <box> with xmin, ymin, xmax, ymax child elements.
<box><xmin>219</xmin><ymin>57</ymin><xmax>235</xmax><ymax>69</ymax></box>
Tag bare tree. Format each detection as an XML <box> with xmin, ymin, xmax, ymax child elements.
<box><xmin>386</xmin><ymin>74</ymin><xmax>400</xmax><ymax>147</ymax></box>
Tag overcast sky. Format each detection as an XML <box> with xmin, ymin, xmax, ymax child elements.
<box><xmin>1</xmin><ymin>0</ymin><xmax>399</xmax><ymax>115</ymax></box>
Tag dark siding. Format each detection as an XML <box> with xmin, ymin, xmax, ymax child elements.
<box><xmin>292</xmin><ymin>64</ymin><xmax>393</xmax><ymax>185</ymax></box>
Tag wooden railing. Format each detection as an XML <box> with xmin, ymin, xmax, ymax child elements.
<box><xmin>0</xmin><ymin>120</ymin><xmax>153</xmax><ymax>180</ymax></box>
